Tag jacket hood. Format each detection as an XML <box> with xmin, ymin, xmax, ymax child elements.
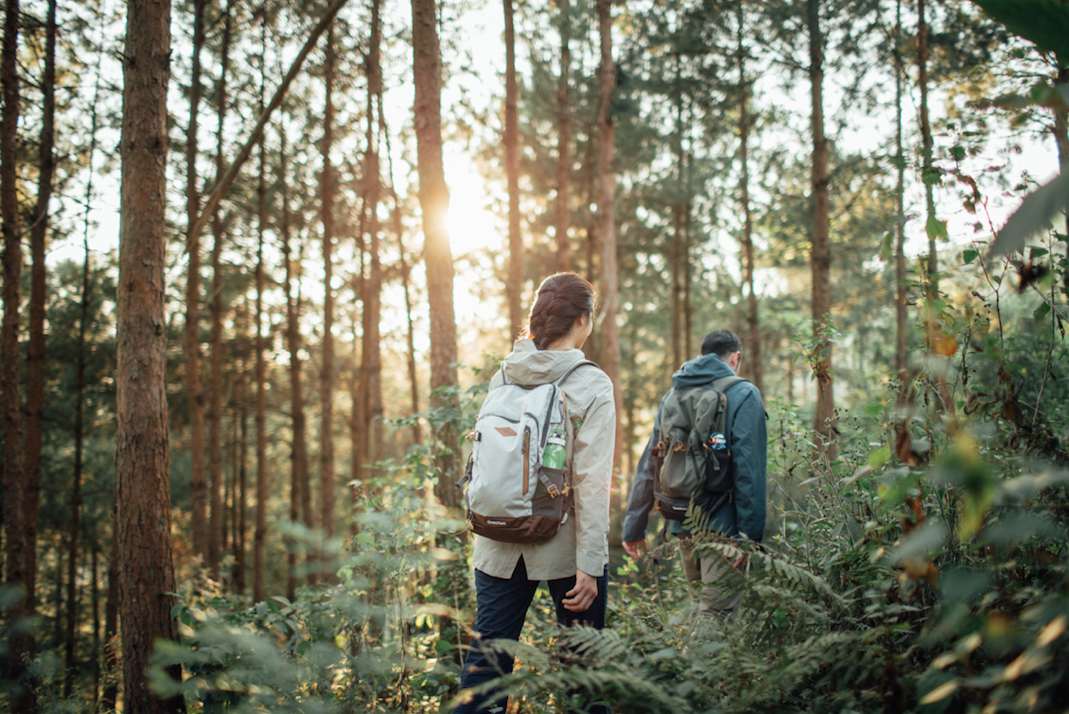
<box><xmin>501</xmin><ymin>338</ymin><xmax>589</xmax><ymax>386</ymax></box>
<box><xmin>672</xmin><ymin>352</ymin><xmax>735</xmax><ymax>389</ymax></box>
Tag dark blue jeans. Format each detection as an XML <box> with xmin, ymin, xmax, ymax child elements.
<box><xmin>453</xmin><ymin>557</ymin><xmax>610</xmax><ymax>714</ymax></box>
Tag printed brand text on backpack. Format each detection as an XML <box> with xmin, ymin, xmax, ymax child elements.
<box><xmin>459</xmin><ymin>360</ymin><xmax>596</xmax><ymax>543</ymax></box>
<box><xmin>652</xmin><ymin>375</ymin><xmax>745</xmax><ymax>525</ymax></box>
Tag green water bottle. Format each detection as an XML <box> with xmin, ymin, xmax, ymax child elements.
<box><xmin>543</xmin><ymin>429</ymin><xmax>566</xmax><ymax>470</ymax></box>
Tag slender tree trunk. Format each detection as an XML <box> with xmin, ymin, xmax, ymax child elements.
<box><xmin>65</xmin><ymin>242</ymin><xmax>87</xmax><ymax>697</ymax></box>
<box><xmin>116</xmin><ymin>0</ymin><xmax>185</xmax><ymax>706</ymax></box>
<box><xmin>737</xmin><ymin>17</ymin><xmax>762</xmax><ymax>393</ymax></box>
<box><xmin>253</xmin><ymin>34</ymin><xmax>269</xmax><ymax>602</ymax></box>
<box><xmin>412</xmin><ymin>0</ymin><xmax>461</xmax><ymax>507</ymax></box>
<box><xmin>595</xmin><ymin>0</ymin><xmax>623</xmax><ymax>469</ymax></box>
<box><xmin>101</xmin><ymin>521</ymin><xmax>119</xmax><ymax>712</ymax></box>
<box><xmin>807</xmin><ymin>0</ymin><xmax>835</xmax><ymax>453</ymax></box>
<box><xmin>2</xmin><ymin>0</ymin><xmax>32</xmax><ymax>703</ymax></box>
<box><xmin>280</xmin><ymin>127</ymin><xmax>308</xmax><ymax>597</ymax></box>
<box><xmin>90</xmin><ymin>534</ymin><xmax>100</xmax><ymax>704</ymax></box>
<box><xmin>363</xmin><ymin>0</ymin><xmax>384</xmax><ymax>476</ymax></box>
<box><xmin>79</xmin><ymin>9</ymin><xmax>106</xmax><ymax>701</ymax></box>
<box><xmin>1054</xmin><ymin>66</ymin><xmax>1067</xmax><ymax>236</ymax></box>
<box><xmin>394</xmin><ymin>211</ymin><xmax>422</xmax><ymax>446</ymax></box>
<box><xmin>208</xmin><ymin>0</ymin><xmax>235</xmax><ymax>579</ymax></box>
<box><xmin>671</xmin><ymin>57</ymin><xmax>683</xmax><ymax>368</ymax></box>
<box><xmin>894</xmin><ymin>0</ymin><xmax>908</xmax><ymax>390</ymax></box>
<box><xmin>235</xmin><ymin>352</ymin><xmax>248</xmax><ymax>595</ymax></box>
<box><xmin>184</xmin><ymin>0</ymin><xmax>208</xmax><ymax>564</ymax></box>
<box><xmin>319</xmin><ymin>26</ymin><xmax>337</xmax><ymax>539</ymax></box>
<box><xmin>504</xmin><ymin>0</ymin><xmax>523</xmax><ymax>337</ymax></box>
<box><xmin>917</xmin><ymin>0</ymin><xmax>937</xmax><ymax>302</ymax></box>
<box><xmin>555</xmin><ymin>0</ymin><xmax>571</xmax><ymax>272</ymax></box>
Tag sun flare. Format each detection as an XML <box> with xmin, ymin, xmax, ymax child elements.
<box><xmin>443</xmin><ymin>154</ymin><xmax>503</xmax><ymax>257</ymax></box>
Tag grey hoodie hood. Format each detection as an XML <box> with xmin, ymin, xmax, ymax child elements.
<box><xmin>672</xmin><ymin>352</ymin><xmax>735</xmax><ymax>389</ymax></box>
<box><xmin>501</xmin><ymin>338</ymin><xmax>589</xmax><ymax>386</ymax></box>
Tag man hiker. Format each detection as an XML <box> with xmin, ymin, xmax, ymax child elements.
<box><xmin>621</xmin><ymin>329</ymin><xmax>767</xmax><ymax>624</ymax></box>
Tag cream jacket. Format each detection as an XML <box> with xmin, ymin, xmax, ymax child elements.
<box><xmin>471</xmin><ymin>339</ymin><xmax>617</xmax><ymax>581</ymax></box>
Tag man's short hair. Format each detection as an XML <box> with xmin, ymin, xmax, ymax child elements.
<box><xmin>700</xmin><ymin>330</ymin><xmax>743</xmax><ymax>358</ymax></box>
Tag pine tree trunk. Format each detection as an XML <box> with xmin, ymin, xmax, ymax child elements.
<box><xmin>555</xmin><ymin>0</ymin><xmax>571</xmax><ymax>272</ymax></box>
<box><xmin>90</xmin><ymin>534</ymin><xmax>100</xmax><ymax>703</ymax></box>
<box><xmin>807</xmin><ymin>0</ymin><xmax>835</xmax><ymax>453</ymax></box>
<box><xmin>397</xmin><ymin>210</ymin><xmax>422</xmax><ymax>444</ymax></box>
<box><xmin>2</xmin><ymin>0</ymin><xmax>32</xmax><ymax>703</ymax></box>
<box><xmin>184</xmin><ymin>0</ymin><xmax>208</xmax><ymax>564</ymax></box>
<box><xmin>235</xmin><ymin>359</ymin><xmax>248</xmax><ymax>595</ymax></box>
<box><xmin>364</xmin><ymin>0</ymin><xmax>384</xmax><ymax>473</ymax></box>
<box><xmin>595</xmin><ymin>0</ymin><xmax>623</xmax><ymax>469</ymax></box>
<box><xmin>101</xmin><ymin>521</ymin><xmax>119</xmax><ymax>712</ymax></box>
<box><xmin>737</xmin><ymin>19</ymin><xmax>763</xmax><ymax>394</ymax></box>
<box><xmin>412</xmin><ymin>0</ymin><xmax>461</xmax><ymax>507</ymax></box>
<box><xmin>208</xmin><ymin>0</ymin><xmax>234</xmax><ymax>579</ymax></box>
<box><xmin>116</xmin><ymin>0</ymin><xmax>185</xmax><ymax>706</ymax></box>
<box><xmin>671</xmin><ymin>58</ymin><xmax>683</xmax><ymax>369</ymax></box>
<box><xmin>250</xmin><ymin>5</ymin><xmax>267</xmax><ymax>607</ymax></box>
<box><xmin>319</xmin><ymin>26</ymin><xmax>337</xmax><ymax>537</ymax></box>
<box><xmin>504</xmin><ymin>0</ymin><xmax>523</xmax><ymax>337</ymax></box>
<box><xmin>894</xmin><ymin>0</ymin><xmax>908</xmax><ymax>390</ymax></box>
<box><xmin>253</xmin><ymin>63</ymin><xmax>269</xmax><ymax>603</ymax></box>
<box><xmin>280</xmin><ymin>127</ymin><xmax>308</xmax><ymax>597</ymax></box>
<box><xmin>917</xmin><ymin>0</ymin><xmax>937</xmax><ymax>302</ymax></box>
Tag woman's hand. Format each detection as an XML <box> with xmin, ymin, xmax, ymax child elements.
<box><xmin>562</xmin><ymin>569</ymin><xmax>599</xmax><ymax>612</ymax></box>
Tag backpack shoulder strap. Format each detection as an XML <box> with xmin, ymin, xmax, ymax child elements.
<box><xmin>554</xmin><ymin>359</ymin><xmax>600</xmax><ymax>387</ymax></box>
<box><xmin>711</xmin><ymin>375</ymin><xmax>746</xmax><ymax>393</ymax></box>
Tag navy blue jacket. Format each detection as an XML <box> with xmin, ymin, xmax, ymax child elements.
<box><xmin>622</xmin><ymin>353</ymin><xmax>767</xmax><ymax>543</ymax></box>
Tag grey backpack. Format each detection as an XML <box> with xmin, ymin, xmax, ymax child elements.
<box><xmin>652</xmin><ymin>376</ymin><xmax>745</xmax><ymax>524</ymax></box>
<box><xmin>460</xmin><ymin>360</ymin><xmax>597</xmax><ymax>543</ymax></box>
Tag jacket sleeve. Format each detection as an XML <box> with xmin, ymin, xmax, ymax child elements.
<box><xmin>621</xmin><ymin>431</ymin><xmax>657</xmax><ymax>543</ymax></box>
<box><xmin>570</xmin><ymin>373</ymin><xmax>617</xmax><ymax>577</ymax></box>
<box><xmin>729</xmin><ymin>385</ymin><xmax>767</xmax><ymax>542</ymax></box>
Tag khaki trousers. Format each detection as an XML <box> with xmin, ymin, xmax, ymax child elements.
<box><xmin>678</xmin><ymin>537</ymin><xmax>744</xmax><ymax>625</ymax></box>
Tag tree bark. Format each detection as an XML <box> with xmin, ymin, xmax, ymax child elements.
<box><xmin>116</xmin><ymin>0</ymin><xmax>185</xmax><ymax>706</ymax></box>
<box><xmin>671</xmin><ymin>57</ymin><xmax>683</xmax><ymax>369</ymax></box>
<box><xmin>280</xmin><ymin>126</ymin><xmax>308</xmax><ymax>597</ymax></box>
<box><xmin>412</xmin><ymin>0</ymin><xmax>461</xmax><ymax>507</ymax></box>
<box><xmin>26</xmin><ymin>0</ymin><xmax>56</xmax><ymax>674</ymax></box>
<box><xmin>208</xmin><ymin>0</ymin><xmax>235</xmax><ymax>579</ymax></box>
<box><xmin>2</xmin><ymin>0</ymin><xmax>33</xmax><ymax>703</ymax></box>
<box><xmin>397</xmin><ymin>206</ymin><xmax>422</xmax><ymax>444</ymax></box>
<box><xmin>184</xmin><ymin>0</ymin><xmax>208</xmax><ymax>564</ymax></box>
<box><xmin>504</xmin><ymin>0</ymin><xmax>523</xmax><ymax>338</ymax></box>
<box><xmin>737</xmin><ymin>15</ymin><xmax>762</xmax><ymax>394</ymax></box>
<box><xmin>363</xmin><ymin>0</ymin><xmax>384</xmax><ymax>477</ymax></box>
<box><xmin>555</xmin><ymin>0</ymin><xmax>571</xmax><ymax>272</ymax></box>
<box><xmin>595</xmin><ymin>0</ymin><xmax>624</xmax><ymax>469</ymax></box>
<box><xmin>894</xmin><ymin>0</ymin><xmax>908</xmax><ymax>389</ymax></box>
<box><xmin>77</xmin><ymin>7</ymin><xmax>107</xmax><ymax>699</ymax></box>
<box><xmin>101</xmin><ymin>519</ymin><xmax>119</xmax><ymax>712</ymax></box>
<box><xmin>917</xmin><ymin>0</ymin><xmax>937</xmax><ymax>302</ymax></box>
<box><xmin>807</xmin><ymin>0</ymin><xmax>835</xmax><ymax>452</ymax></box>
<box><xmin>1054</xmin><ymin>65</ymin><xmax>1067</xmax><ymax>236</ymax></box>
<box><xmin>318</xmin><ymin>26</ymin><xmax>337</xmax><ymax>541</ymax></box>
<box><xmin>253</xmin><ymin>30</ymin><xmax>270</xmax><ymax>601</ymax></box>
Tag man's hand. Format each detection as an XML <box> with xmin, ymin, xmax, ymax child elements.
<box><xmin>622</xmin><ymin>538</ymin><xmax>647</xmax><ymax>560</ymax></box>
<box><xmin>732</xmin><ymin>552</ymin><xmax>749</xmax><ymax>571</ymax></box>
<box><xmin>562</xmin><ymin>569</ymin><xmax>599</xmax><ymax>612</ymax></box>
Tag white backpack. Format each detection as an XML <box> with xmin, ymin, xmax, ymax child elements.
<box><xmin>460</xmin><ymin>360</ymin><xmax>596</xmax><ymax>543</ymax></box>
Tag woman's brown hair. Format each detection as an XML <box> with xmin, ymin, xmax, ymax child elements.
<box><xmin>524</xmin><ymin>273</ymin><xmax>597</xmax><ymax>350</ymax></box>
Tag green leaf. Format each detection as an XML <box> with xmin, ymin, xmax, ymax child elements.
<box><xmin>868</xmin><ymin>446</ymin><xmax>891</xmax><ymax>469</ymax></box>
<box><xmin>963</xmin><ymin>249</ymin><xmax>979</xmax><ymax>264</ymax></box>
<box><xmin>922</xmin><ymin>168</ymin><xmax>943</xmax><ymax>185</ymax></box>
<box><xmin>865</xmin><ymin>402</ymin><xmax>884</xmax><ymax>418</ymax></box>
<box><xmin>989</xmin><ymin>173</ymin><xmax>1069</xmax><ymax>256</ymax></box>
<box><xmin>1034</xmin><ymin>302</ymin><xmax>1051</xmax><ymax>321</ymax></box>
<box><xmin>927</xmin><ymin>217</ymin><xmax>949</xmax><ymax>242</ymax></box>
<box><xmin>1030</xmin><ymin>247</ymin><xmax>1049</xmax><ymax>258</ymax></box>
<box><xmin>971</xmin><ymin>0</ymin><xmax>1069</xmax><ymax>57</ymax></box>
<box><xmin>890</xmin><ymin>154</ymin><xmax>908</xmax><ymax>170</ymax></box>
